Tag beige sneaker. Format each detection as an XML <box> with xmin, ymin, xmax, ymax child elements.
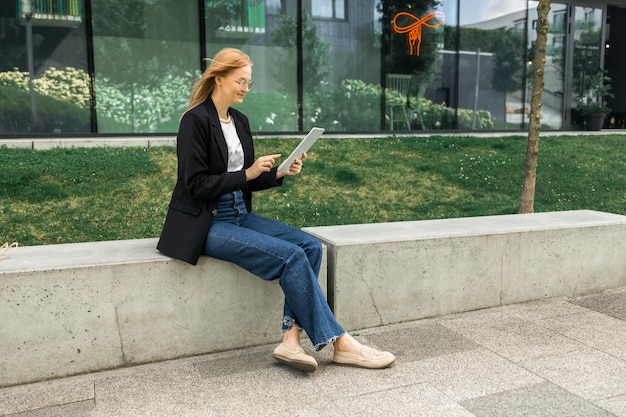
<box><xmin>272</xmin><ymin>343</ymin><xmax>318</xmax><ymax>373</ymax></box>
<box><xmin>333</xmin><ymin>345</ymin><xmax>397</xmax><ymax>369</ymax></box>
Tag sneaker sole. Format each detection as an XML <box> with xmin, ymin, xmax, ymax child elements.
<box><xmin>272</xmin><ymin>353</ymin><xmax>318</xmax><ymax>373</ymax></box>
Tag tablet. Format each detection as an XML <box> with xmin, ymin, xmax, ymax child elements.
<box><xmin>277</xmin><ymin>127</ymin><xmax>325</xmax><ymax>172</ymax></box>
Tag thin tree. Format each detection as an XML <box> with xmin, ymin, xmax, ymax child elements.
<box><xmin>519</xmin><ymin>0</ymin><xmax>551</xmax><ymax>213</ymax></box>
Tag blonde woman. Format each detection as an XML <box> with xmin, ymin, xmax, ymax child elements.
<box><xmin>158</xmin><ymin>48</ymin><xmax>395</xmax><ymax>372</ymax></box>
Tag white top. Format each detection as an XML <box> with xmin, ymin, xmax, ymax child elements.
<box><xmin>220</xmin><ymin>116</ymin><xmax>244</xmax><ymax>172</ymax></box>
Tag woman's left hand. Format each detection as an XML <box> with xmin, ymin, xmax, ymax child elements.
<box><xmin>277</xmin><ymin>152</ymin><xmax>307</xmax><ymax>178</ymax></box>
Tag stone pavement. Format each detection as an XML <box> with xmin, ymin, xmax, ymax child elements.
<box><xmin>1</xmin><ymin>287</ymin><xmax>626</xmax><ymax>417</ymax></box>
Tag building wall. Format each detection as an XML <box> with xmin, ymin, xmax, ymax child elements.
<box><xmin>0</xmin><ymin>0</ymin><xmax>621</xmax><ymax>136</ymax></box>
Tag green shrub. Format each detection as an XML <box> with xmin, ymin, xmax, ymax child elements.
<box><xmin>0</xmin><ymin>67</ymin><xmax>91</xmax><ymax>109</ymax></box>
<box><xmin>458</xmin><ymin>108</ymin><xmax>494</xmax><ymax>129</ymax></box>
<box><xmin>95</xmin><ymin>73</ymin><xmax>193</xmax><ymax>133</ymax></box>
<box><xmin>237</xmin><ymin>91</ymin><xmax>298</xmax><ymax>131</ymax></box>
<box><xmin>414</xmin><ymin>97</ymin><xmax>495</xmax><ymax>130</ymax></box>
<box><xmin>0</xmin><ymin>85</ymin><xmax>90</xmax><ymax>133</ymax></box>
<box><xmin>332</xmin><ymin>79</ymin><xmax>383</xmax><ymax>131</ymax></box>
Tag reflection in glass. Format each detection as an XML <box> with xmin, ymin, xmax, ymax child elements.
<box><xmin>0</xmin><ymin>0</ymin><xmax>90</xmax><ymax>134</ymax></box>
<box><xmin>312</xmin><ymin>0</ymin><xmax>345</xmax><ymax>20</ymax></box>
<box><xmin>233</xmin><ymin>2</ymin><xmax>299</xmax><ymax>132</ymax></box>
<box><xmin>236</xmin><ymin>1</ymin><xmax>383</xmax><ymax>133</ymax></box>
<box><xmin>571</xmin><ymin>6</ymin><xmax>604</xmax><ymax>127</ymax></box>
<box><xmin>459</xmin><ymin>0</ymin><xmax>528</xmax><ymax>130</ymax></box>
<box><xmin>534</xmin><ymin>3</ymin><xmax>567</xmax><ymax>129</ymax></box>
<box><xmin>92</xmin><ymin>0</ymin><xmax>199</xmax><ymax>133</ymax></box>
<box><xmin>1</xmin><ymin>0</ymin><xmax>611</xmax><ymax>136</ymax></box>
<box><xmin>383</xmin><ymin>0</ymin><xmax>447</xmax><ymax>130</ymax></box>
<box><xmin>303</xmin><ymin>1</ymin><xmax>381</xmax><ymax>131</ymax></box>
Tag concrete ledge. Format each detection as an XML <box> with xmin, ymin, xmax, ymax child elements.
<box><xmin>0</xmin><ymin>238</ymin><xmax>326</xmax><ymax>387</ymax></box>
<box><xmin>3</xmin><ymin>210</ymin><xmax>625</xmax><ymax>387</ymax></box>
<box><xmin>0</xmin><ymin>137</ymin><xmax>177</xmax><ymax>150</ymax></box>
<box><xmin>304</xmin><ymin>210</ymin><xmax>626</xmax><ymax>331</ymax></box>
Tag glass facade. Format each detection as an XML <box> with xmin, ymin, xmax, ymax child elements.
<box><xmin>91</xmin><ymin>0</ymin><xmax>199</xmax><ymax>133</ymax></box>
<box><xmin>0</xmin><ymin>0</ymin><xmax>621</xmax><ymax>136</ymax></box>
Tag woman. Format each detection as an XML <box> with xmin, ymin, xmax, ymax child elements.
<box><xmin>158</xmin><ymin>48</ymin><xmax>396</xmax><ymax>372</ymax></box>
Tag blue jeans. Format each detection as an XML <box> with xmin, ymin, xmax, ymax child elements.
<box><xmin>204</xmin><ymin>191</ymin><xmax>345</xmax><ymax>351</ymax></box>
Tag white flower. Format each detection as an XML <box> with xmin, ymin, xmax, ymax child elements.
<box><xmin>265</xmin><ymin>117</ymin><xmax>275</xmax><ymax>124</ymax></box>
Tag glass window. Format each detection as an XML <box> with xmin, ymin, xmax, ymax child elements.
<box><xmin>0</xmin><ymin>0</ymin><xmax>90</xmax><ymax>134</ymax></box>
<box><xmin>528</xmin><ymin>3</ymin><xmax>568</xmax><ymax>130</ymax></box>
<box><xmin>384</xmin><ymin>0</ymin><xmax>447</xmax><ymax>130</ymax></box>
<box><xmin>302</xmin><ymin>1</ymin><xmax>381</xmax><ymax>131</ymax></box>
<box><xmin>570</xmin><ymin>5</ymin><xmax>604</xmax><ymax>128</ymax></box>
<box><xmin>216</xmin><ymin>0</ymin><xmax>299</xmax><ymax>132</ymax></box>
<box><xmin>266</xmin><ymin>0</ymin><xmax>283</xmax><ymax>15</ymax></box>
<box><xmin>459</xmin><ymin>0</ymin><xmax>528</xmax><ymax>130</ymax></box>
<box><xmin>312</xmin><ymin>0</ymin><xmax>346</xmax><ymax>20</ymax></box>
<box><xmin>92</xmin><ymin>0</ymin><xmax>199</xmax><ymax>133</ymax></box>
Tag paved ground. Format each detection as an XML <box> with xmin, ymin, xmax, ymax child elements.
<box><xmin>1</xmin><ymin>286</ymin><xmax>626</xmax><ymax>417</ymax></box>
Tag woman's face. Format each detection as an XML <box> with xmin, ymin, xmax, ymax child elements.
<box><xmin>218</xmin><ymin>65</ymin><xmax>252</xmax><ymax>106</ymax></box>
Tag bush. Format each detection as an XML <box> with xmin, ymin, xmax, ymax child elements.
<box><xmin>0</xmin><ymin>67</ymin><xmax>195</xmax><ymax>134</ymax></box>
<box><xmin>334</xmin><ymin>79</ymin><xmax>383</xmax><ymax>131</ymax></box>
<box><xmin>237</xmin><ymin>91</ymin><xmax>298</xmax><ymax>132</ymax></box>
<box><xmin>0</xmin><ymin>67</ymin><xmax>91</xmax><ymax>109</ymax></box>
<box><xmin>95</xmin><ymin>72</ymin><xmax>194</xmax><ymax>133</ymax></box>
<box><xmin>303</xmin><ymin>79</ymin><xmax>383</xmax><ymax>131</ymax></box>
<box><xmin>415</xmin><ymin>97</ymin><xmax>494</xmax><ymax>130</ymax></box>
<box><xmin>0</xmin><ymin>85</ymin><xmax>90</xmax><ymax>134</ymax></box>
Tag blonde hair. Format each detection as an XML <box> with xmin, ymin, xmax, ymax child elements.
<box><xmin>187</xmin><ymin>48</ymin><xmax>253</xmax><ymax>111</ymax></box>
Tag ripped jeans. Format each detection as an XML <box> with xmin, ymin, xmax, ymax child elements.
<box><xmin>204</xmin><ymin>191</ymin><xmax>345</xmax><ymax>351</ymax></box>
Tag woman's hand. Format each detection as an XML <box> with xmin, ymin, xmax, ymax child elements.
<box><xmin>276</xmin><ymin>152</ymin><xmax>307</xmax><ymax>179</ymax></box>
<box><xmin>246</xmin><ymin>154</ymin><xmax>281</xmax><ymax>181</ymax></box>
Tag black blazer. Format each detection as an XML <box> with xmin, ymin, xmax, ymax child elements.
<box><xmin>157</xmin><ymin>99</ymin><xmax>282</xmax><ymax>265</ymax></box>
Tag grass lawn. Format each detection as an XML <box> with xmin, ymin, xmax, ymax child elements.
<box><xmin>1</xmin><ymin>134</ymin><xmax>625</xmax><ymax>246</ymax></box>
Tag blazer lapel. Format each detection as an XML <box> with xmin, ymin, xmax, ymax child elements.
<box><xmin>203</xmin><ymin>100</ymin><xmax>229</xmax><ymax>167</ymax></box>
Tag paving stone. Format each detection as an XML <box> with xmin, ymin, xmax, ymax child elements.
<box><xmin>334</xmin><ymin>382</ymin><xmax>476</xmax><ymax>417</ymax></box>
<box><xmin>194</xmin><ymin>351</ymin><xmax>273</xmax><ymax>378</ymax></box>
<box><xmin>362</xmin><ymin>321</ymin><xmax>480</xmax><ymax>363</ymax></box>
<box><xmin>0</xmin><ymin>378</ymin><xmax>93</xmax><ymax>416</ymax></box>
<box><xmin>596</xmin><ymin>393</ymin><xmax>626</xmax><ymax>417</ymax></box>
<box><xmin>537</xmin><ymin>310</ymin><xmax>626</xmax><ymax>360</ymax></box>
<box><xmin>439</xmin><ymin>310</ymin><xmax>584</xmax><ymax>362</ymax></box>
<box><xmin>520</xmin><ymin>347</ymin><xmax>626</xmax><ymax>402</ymax></box>
<box><xmin>461</xmin><ymin>381</ymin><xmax>615</xmax><ymax>417</ymax></box>
<box><xmin>406</xmin><ymin>348</ymin><xmax>543</xmax><ymax>402</ymax></box>
<box><xmin>570</xmin><ymin>290</ymin><xmax>626</xmax><ymax>321</ymax></box>
<box><xmin>3</xmin><ymin>293</ymin><xmax>626</xmax><ymax>417</ymax></box>
<box><xmin>2</xmin><ymin>400</ymin><xmax>94</xmax><ymax>417</ymax></box>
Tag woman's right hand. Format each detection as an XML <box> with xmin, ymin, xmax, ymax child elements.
<box><xmin>245</xmin><ymin>154</ymin><xmax>282</xmax><ymax>181</ymax></box>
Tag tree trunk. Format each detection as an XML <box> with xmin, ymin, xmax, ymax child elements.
<box><xmin>519</xmin><ymin>0</ymin><xmax>551</xmax><ymax>213</ymax></box>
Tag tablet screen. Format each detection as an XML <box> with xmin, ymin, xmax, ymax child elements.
<box><xmin>277</xmin><ymin>127</ymin><xmax>325</xmax><ymax>172</ymax></box>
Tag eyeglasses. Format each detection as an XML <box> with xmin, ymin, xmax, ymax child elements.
<box><xmin>226</xmin><ymin>77</ymin><xmax>254</xmax><ymax>91</ymax></box>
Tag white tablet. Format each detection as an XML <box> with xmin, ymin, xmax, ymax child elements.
<box><xmin>277</xmin><ymin>127</ymin><xmax>325</xmax><ymax>172</ymax></box>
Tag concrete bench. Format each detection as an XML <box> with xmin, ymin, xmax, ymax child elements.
<box><xmin>304</xmin><ymin>210</ymin><xmax>626</xmax><ymax>331</ymax></box>
<box><xmin>0</xmin><ymin>238</ymin><xmax>326</xmax><ymax>387</ymax></box>
<box><xmin>3</xmin><ymin>210</ymin><xmax>625</xmax><ymax>387</ymax></box>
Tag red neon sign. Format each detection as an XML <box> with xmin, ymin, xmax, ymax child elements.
<box><xmin>392</xmin><ymin>11</ymin><xmax>445</xmax><ymax>56</ymax></box>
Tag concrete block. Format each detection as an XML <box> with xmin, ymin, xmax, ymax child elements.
<box><xmin>0</xmin><ymin>238</ymin><xmax>326</xmax><ymax>387</ymax></box>
<box><xmin>0</xmin><ymin>140</ymin><xmax>33</xmax><ymax>149</ymax></box>
<box><xmin>305</xmin><ymin>210</ymin><xmax>626</xmax><ymax>331</ymax></box>
<box><xmin>148</xmin><ymin>137</ymin><xmax>177</xmax><ymax>147</ymax></box>
<box><xmin>0</xmin><ymin>137</ymin><xmax>176</xmax><ymax>150</ymax></box>
<box><xmin>32</xmin><ymin>138</ymin><xmax>151</xmax><ymax>150</ymax></box>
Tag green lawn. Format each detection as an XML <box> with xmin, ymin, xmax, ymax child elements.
<box><xmin>1</xmin><ymin>134</ymin><xmax>625</xmax><ymax>246</ymax></box>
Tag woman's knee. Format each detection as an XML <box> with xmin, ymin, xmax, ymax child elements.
<box><xmin>301</xmin><ymin>232</ymin><xmax>322</xmax><ymax>252</ymax></box>
<box><xmin>302</xmin><ymin>236</ymin><xmax>322</xmax><ymax>260</ymax></box>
